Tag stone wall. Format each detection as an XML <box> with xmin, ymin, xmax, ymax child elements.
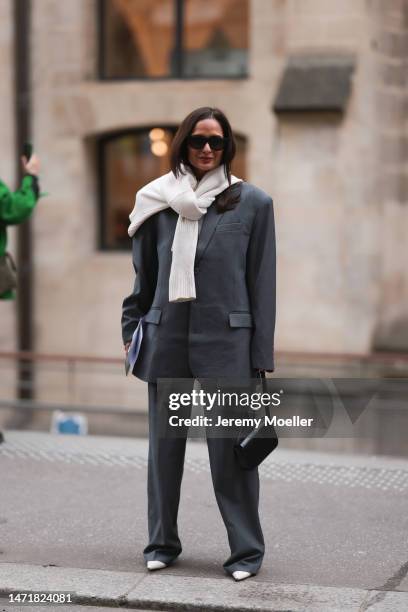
<box><xmin>0</xmin><ymin>0</ymin><xmax>407</xmax><ymax>432</ymax></box>
<box><xmin>371</xmin><ymin>0</ymin><xmax>408</xmax><ymax>351</ymax></box>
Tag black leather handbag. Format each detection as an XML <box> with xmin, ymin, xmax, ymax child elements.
<box><xmin>234</xmin><ymin>371</ymin><xmax>279</xmax><ymax>470</ymax></box>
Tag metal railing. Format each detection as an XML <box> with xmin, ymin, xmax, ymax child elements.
<box><xmin>1</xmin><ymin>348</ymin><xmax>408</xmax><ymax>416</ymax></box>
<box><xmin>1</xmin><ymin>349</ymin><xmax>408</xmax><ymax>454</ymax></box>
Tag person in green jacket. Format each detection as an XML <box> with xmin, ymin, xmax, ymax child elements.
<box><xmin>0</xmin><ymin>153</ymin><xmax>41</xmax><ymax>300</ymax></box>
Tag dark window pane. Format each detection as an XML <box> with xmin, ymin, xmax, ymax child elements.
<box><xmin>100</xmin><ymin>0</ymin><xmax>248</xmax><ymax>79</ymax></box>
<box><xmin>101</xmin><ymin>0</ymin><xmax>176</xmax><ymax>78</ymax></box>
<box><xmin>183</xmin><ymin>0</ymin><xmax>248</xmax><ymax>77</ymax></box>
<box><xmin>100</xmin><ymin>129</ymin><xmax>246</xmax><ymax>250</ymax></box>
<box><xmin>101</xmin><ymin>128</ymin><xmax>175</xmax><ymax>249</ymax></box>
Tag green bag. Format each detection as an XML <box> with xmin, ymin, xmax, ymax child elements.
<box><xmin>0</xmin><ymin>252</ymin><xmax>17</xmax><ymax>295</ymax></box>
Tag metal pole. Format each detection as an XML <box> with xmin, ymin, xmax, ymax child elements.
<box><xmin>14</xmin><ymin>0</ymin><xmax>34</xmax><ymax>423</ymax></box>
<box><xmin>174</xmin><ymin>0</ymin><xmax>184</xmax><ymax>77</ymax></box>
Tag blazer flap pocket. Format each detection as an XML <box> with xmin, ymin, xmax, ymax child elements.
<box><xmin>216</xmin><ymin>222</ymin><xmax>243</xmax><ymax>232</ymax></box>
<box><xmin>144</xmin><ymin>308</ymin><xmax>162</xmax><ymax>324</ymax></box>
<box><xmin>229</xmin><ymin>312</ymin><xmax>253</xmax><ymax>328</ymax></box>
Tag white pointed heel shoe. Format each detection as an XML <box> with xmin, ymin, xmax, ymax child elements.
<box><xmin>147</xmin><ymin>560</ymin><xmax>168</xmax><ymax>571</ymax></box>
<box><xmin>232</xmin><ymin>570</ymin><xmax>252</xmax><ymax>581</ymax></box>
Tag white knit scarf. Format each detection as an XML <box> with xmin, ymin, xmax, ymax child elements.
<box><xmin>128</xmin><ymin>164</ymin><xmax>242</xmax><ymax>302</ymax></box>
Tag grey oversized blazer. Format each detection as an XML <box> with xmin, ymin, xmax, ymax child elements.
<box><xmin>121</xmin><ymin>181</ymin><xmax>276</xmax><ymax>382</ymax></box>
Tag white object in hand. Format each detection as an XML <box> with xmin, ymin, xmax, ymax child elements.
<box><xmin>125</xmin><ymin>317</ymin><xmax>144</xmax><ymax>376</ymax></box>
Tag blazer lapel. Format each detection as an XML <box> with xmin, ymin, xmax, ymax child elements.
<box><xmin>194</xmin><ymin>203</ymin><xmax>222</xmax><ymax>267</ymax></box>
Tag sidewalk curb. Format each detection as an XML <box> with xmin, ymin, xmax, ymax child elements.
<box><xmin>1</xmin><ymin>563</ymin><xmax>408</xmax><ymax>611</ymax></box>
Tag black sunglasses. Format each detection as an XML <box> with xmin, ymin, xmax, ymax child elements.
<box><xmin>187</xmin><ymin>135</ymin><xmax>228</xmax><ymax>151</ymax></box>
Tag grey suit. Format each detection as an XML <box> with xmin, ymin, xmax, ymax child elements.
<box><xmin>122</xmin><ymin>182</ymin><xmax>276</xmax><ymax>379</ymax></box>
<box><xmin>121</xmin><ymin>181</ymin><xmax>276</xmax><ymax>576</ymax></box>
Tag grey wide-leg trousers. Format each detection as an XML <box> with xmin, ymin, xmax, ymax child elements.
<box><xmin>143</xmin><ymin>380</ymin><xmax>265</xmax><ymax>575</ymax></box>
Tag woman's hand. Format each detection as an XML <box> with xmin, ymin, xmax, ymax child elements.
<box><xmin>124</xmin><ymin>342</ymin><xmax>131</xmax><ymax>355</ymax></box>
<box><xmin>21</xmin><ymin>153</ymin><xmax>40</xmax><ymax>176</ymax></box>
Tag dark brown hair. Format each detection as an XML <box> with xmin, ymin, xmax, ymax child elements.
<box><xmin>170</xmin><ymin>107</ymin><xmax>242</xmax><ymax>212</ymax></box>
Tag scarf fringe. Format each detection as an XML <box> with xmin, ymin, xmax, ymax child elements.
<box><xmin>169</xmin><ymin>268</ymin><xmax>196</xmax><ymax>302</ymax></box>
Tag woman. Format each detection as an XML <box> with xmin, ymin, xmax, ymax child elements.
<box><xmin>121</xmin><ymin>107</ymin><xmax>276</xmax><ymax>581</ymax></box>
<box><xmin>0</xmin><ymin>153</ymin><xmax>41</xmax><ymax>300</ymax></box>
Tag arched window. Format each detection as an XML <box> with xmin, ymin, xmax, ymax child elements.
<box><xmin>99</xmin><ymin>0</ymin><xmax>249</xmax><ymax>79</ymax></box>
<box><xmin>98</xmin><ymin>127</ymin><xmax>247</xmax><ymax>250</ymax></box>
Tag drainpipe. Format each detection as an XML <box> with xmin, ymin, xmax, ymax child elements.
<box><xmin>14</xmin><ymin>0</ymin><xmax>34</xmax><ymax>420</ymax></box>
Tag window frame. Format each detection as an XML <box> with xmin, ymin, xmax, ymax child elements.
<box><xmin>97</xmin><ymin>0</ymin><xmax>249</xmax><ymax>81</ymax></box>
<box><xmin>97</xmin><ymin>126</ymin><xmax>177</xmax><ymax>251</ymax></box>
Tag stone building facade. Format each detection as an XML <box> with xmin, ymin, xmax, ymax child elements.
<box><xmin>1</xmin><ymin>0</ymin><xmax>407</xmax><ymax>427</ymax></box>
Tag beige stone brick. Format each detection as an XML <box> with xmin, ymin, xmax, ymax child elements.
<box><xmin>375</xmin><ymin>89</ymin><xmax>408</xmax><ymax>125</ymax></box>
<box><xmin>376</xmin><ymin>60</ymin><xmax>408</xmax><ymax>88</ymax></box>
<box><xmin>288</xmin><ymin>0</ymin><xmax>365</xmax><ymax>18</ymax></box>
<box><xmin>379</xmin><ymin>135</ymin><xmax>408</xmax><ymax>164</ymax></box>
<box><xmin>381</xmin><ymin>170</ymin><xmax>408</xmax><ymax>204</ymax></box>
<box><xmin>375</xmin><ymin>29</ymin><xmax>408</xmax><ymax>58</ymax></box>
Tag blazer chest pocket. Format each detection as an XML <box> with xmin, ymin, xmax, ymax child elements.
<box><xmin>229</xmin><ymin>312</ymin><xmax>253</xmax><ymax>328</ymax></box>
<box><xmin>216</xmin><ymin>222</ymin><xmax>243</xmax><ymax>233</ymax></box>
<box><xmin>144</xmin><ymin>308</ymin><xmax>162</xmax><ymax>324</ymax></box>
